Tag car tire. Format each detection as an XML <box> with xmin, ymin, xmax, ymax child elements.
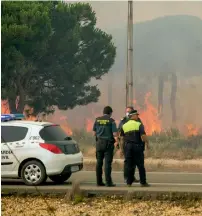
<box><xmin>49</xmin><ymin>173</ymin><xmax>72</xmax><ymax>184</ymax></box>
<box><xmin>21</xmin><ymin>160</ymin><xmax>47</xmax><ymax>186</ymax></box>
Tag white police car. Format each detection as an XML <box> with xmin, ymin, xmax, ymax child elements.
<box><xmin>1</xmin><ymin>114</ymin><xmax>83</xmax><ymax>186</ymax></box>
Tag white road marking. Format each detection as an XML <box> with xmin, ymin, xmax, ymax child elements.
<box><xmin>78</xmin><ymin>171</ymin><xmax>202</xmax><ymax>175</ymax></box>
<box><xmin>84</xmin><ymin>182</ymin><xmax>202</xmax><ymax>186</ymax></box>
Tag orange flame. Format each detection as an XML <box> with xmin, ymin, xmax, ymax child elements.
<box><xmin>60</xmin><ymin>123</ymin><xmax>73</xmax><ymax>136</ymax></box>
<box><xmin>137</xmin><ymin>92</ymin><xmax>162</xmax><ymax>135</ymax></box>
<box><xmin>186</xmin><ymin>124</ymin><xmax>199</xmax><ymax>136</ymax></box>
<box><xmin>83</xmin><ymin>93</ymin><xmax>162</xmax><ymax>135</ymax></box>
<box><xmin>1</xmin><ymin>98</ymin><xmax>201</xmax><ymax>138</ymax></box>
<box><xmin>1</xmin><ymin>100</ymin><xmax>10</xmax><ymax>114</ymax></box>
<box><xmin>85</xmin><ymin>118</ymin><xmax>94</xmax><ymax>133</ymax></box>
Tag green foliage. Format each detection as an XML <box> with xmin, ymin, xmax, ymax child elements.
<box><xmin>1</xmin><ymin>1</ymin><xmax>53</xmax><ymax>112</ymax></box>
<box><xmin>2</xmin><ymin>1</ymin><xmax>116</xmax><ymax>114</ymax></box>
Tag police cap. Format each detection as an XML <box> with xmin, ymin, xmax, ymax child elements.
<box><xmin>128</xmin><ymin>109</ymin><xmax>139</xmax><ymax>116</ymax></box>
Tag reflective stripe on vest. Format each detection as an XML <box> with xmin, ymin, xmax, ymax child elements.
<box><xmin>122</xmin><ymin>120</ymin><xmax>141</xmax><ymax>133</ymax></box>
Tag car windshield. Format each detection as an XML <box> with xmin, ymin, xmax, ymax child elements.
<box><xmin>39</xmin><ymin>125</ymin><xmax>72</xmax><ymax>141</ymax></box>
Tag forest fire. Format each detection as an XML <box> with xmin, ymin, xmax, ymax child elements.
<box><xmin>133</xmin><ymin>92</ymin><xmax>162</xmax><ymax>135</ymax></box>
<box><xmin>85</xmin><ymin>119</ymin><xmax>94</xmax><ymax>133</ymax></box>
<box><xmin>83</xmin><ymin>92</ymin><xmax>162</xmax><ymax>135</ymax></box>
<box><xmin>1</xmin><ymin>98</ymin><xmax>201</xmax><ymax>137</ymax></box>
<box><xmin>48</xmin><ymin>115</ymin><xmax>73</xmax><ymax>136</ymax></box>
<box><xmin>1</xmin><ymin>100</ymin><xmax>10</xmax><ymax>114</ymax></box>
<box><xmin>186</xmin><ymin>124</ymin><xmax>199</xmax><ymax>136</ymax></box>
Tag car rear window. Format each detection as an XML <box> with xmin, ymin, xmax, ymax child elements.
<box><xmin>39</xmin><ymin>125</ymin><xmax>70</xmax><ymax>141</ymax></box>
<box><xmin>1</xmin><ymin>126</ymin><xmax>28</xmax><ymax>142</ymax></box>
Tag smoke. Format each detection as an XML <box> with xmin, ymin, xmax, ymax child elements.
<box><xmin>170</xmin><ymin>72</ymin><xmax>177</xmax><ymax>124</ymax></box>
<box><xmin>157</xmin><ymin>72</ymin><xmax>178</xmax><ymax>124</ymax></box>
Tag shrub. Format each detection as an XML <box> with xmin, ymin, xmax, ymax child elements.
<box><xmin>72</xmin><ymin>128</ymin><xmax>202</xmax><ymax>159</ymax></box>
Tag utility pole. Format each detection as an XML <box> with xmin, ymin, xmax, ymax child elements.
<box><xmin>108</xmin><ymin>71</ymin><xmax>112</xmax><ymax>106</ymax></box>
<box><xmin>126</xmin><ymin>0</ymin><xmax>133</xmax><ymax>107</ymax></box>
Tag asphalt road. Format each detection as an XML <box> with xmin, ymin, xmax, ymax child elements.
<box><xmin>2</xmin><ymin>171</ymin><xmax>202</xmax><ymax>194</ymax></box>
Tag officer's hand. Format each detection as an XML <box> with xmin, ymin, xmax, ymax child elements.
<box><xmin>114</xmin><ymin>142</ymin><xmax>118</xmax><ymax>148</ymax></box>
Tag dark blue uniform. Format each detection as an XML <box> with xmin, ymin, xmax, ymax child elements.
<box><xmin>120</xmin><ymin>120</ymin><xmax>147</xmax><ymax>185</ymax></box>
<box><xmin>118</xmin><ymin>116</ymin><xmax>143</xmax><ymax>182</ymax></box>
<box><xmin>93</xmin><ymin>114</ymin><xmax>118</xmax><ymax>185</ymax></box>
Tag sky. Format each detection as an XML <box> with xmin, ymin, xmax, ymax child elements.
<box><xmin>61</xmin><ymin>1</ymin><xmax>202</xmax><ymax>130</ymax></box>
<box><xmin>87</xmin><ymin>1</ymin><xmax>202</xmax><ymax>31</ymax></box>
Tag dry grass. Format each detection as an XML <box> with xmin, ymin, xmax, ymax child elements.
<box><xmin>83</xmin><ymin>157</ymin><xmax>202</xmax><ymax>172</ymax></box>
<box><xmin>75</xmin><ymin>130</ymin><xmax>202</xmax><ymax>160</ymax></box>
<box><xmin>2</xmin><ymin>195</ymin><xmax>202</xmax><ymax>216</ymax></box>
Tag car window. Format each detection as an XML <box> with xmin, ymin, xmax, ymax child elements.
<box><xmin>39</xmin><ymin>125</ymin><xmax>71</xmax><ymax>141</ymax></box>
<box><xmin>1</xmin><ymin>126</ymin><xmax>28</xmax><ymax>143</ymax></box>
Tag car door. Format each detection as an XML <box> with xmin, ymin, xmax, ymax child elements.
<box><xmin>1</xmin><ymin>125</ymin><xmax>29</xmax><ymax>177</ymax></box>
<box><xmin>1</xmin><ymin>136</ymin><xmax>11</xmax><ymax>175</ymax></box>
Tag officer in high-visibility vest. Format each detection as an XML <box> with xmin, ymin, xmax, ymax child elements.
<box><xmin>93</xmin><ymin>106</ymin><xmax>118</xmax><ymax>187</ymax></box>
<box><xmin>119</xmin><ymin>110</ymin><xmax>150</xmax><ymax>187</ymax></box>
<box><xmin>118</xmin><ymin>106</ymin><xmax>142</xmax><ymax>183</ymax></box>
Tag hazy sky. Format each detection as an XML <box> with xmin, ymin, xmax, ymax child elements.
<box><xmin>62</xmin><ymin>1</ymin><xmax>202</xmax><ymax>129</ymax></box>
<box><xmin>85</xmin><ymin>1</ymin><xmax>202</xmax><ymax>31</ymax></box>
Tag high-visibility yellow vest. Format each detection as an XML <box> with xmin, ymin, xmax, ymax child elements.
<box><xmin>122</xmin><ymin>120</ymin><xmax>141</xmax><ymax>133</ymax></box>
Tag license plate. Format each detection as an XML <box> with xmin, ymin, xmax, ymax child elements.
<box><xmin>71</xmin><ymin>165</ymin><xmax>79</xmax><ymax>172</ymax></box>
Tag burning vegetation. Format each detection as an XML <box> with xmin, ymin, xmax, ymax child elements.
<box><xmin>2</xmin><ymin>95</ymin><xmax>202</xmax><ymax>160</ymax></box>
<box><xmin>1</xmin><ymin>92</ymin><xmax>201</xmax><ymax>138</ymax></box>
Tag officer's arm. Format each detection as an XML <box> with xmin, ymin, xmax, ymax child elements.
<box><xmin>139</xmin><ymin>124</ymin><xmax>149</xmax><ymax>149</ymax></box>
<box><xmin>119</xmin><ymin>128</ymin><xmax>125</xmax><ymax>153</ymax></box>
<box><xmin>118</xmin><ymin>120</ymin><xmax>125</xmax><ymax>142</ymax></box>
<box><xmin>92</xmin><ymin>120</ymin><xmax>97</xmax><ymax>137</ymax></box>
<box><xmin>111</xmin><ymin>121</ymin><xmax>118</xmax><ymax>144</ymax></box>
<box><xmin>117</xmin><ymin>120</ymin><xmax>123</xmax><ymax>132</ymax></box>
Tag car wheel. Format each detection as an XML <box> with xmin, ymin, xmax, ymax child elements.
<box><xmin>21</xmin><ymin>160</ymin><xmax>47</xmax><ymax>186</ymax></box>
<box><xmin>49</xmin><ymin>173</ymin><xmax>72</xmax><ymax>184</ymax></box>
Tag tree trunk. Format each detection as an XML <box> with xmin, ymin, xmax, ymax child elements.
<box><xmin>158</xmin><ymin>74</ymin><xmax>164</xmax><ymax>119</ymax></box>
<box><xmin>17</xmin><ymin>89</ymin><xmax>26</xmax><ymax>113</ymax></box>
<box><xmin>16</xmin><ymin>76</ymin><xmax>26</xmax><ymax>113</ymax></box>
<box><xmin>8</xmin><ymin>98</ymin><xmax>17</xmax><ymax>113</ymax></box>
<box><xmin>170</xmin><ymin>73</ymin><xmax>177</xmax><ymax>124</ymax></box>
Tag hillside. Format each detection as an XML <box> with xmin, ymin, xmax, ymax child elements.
<box><xmin>111</xmin><ymin>15</ymin><xmax>202</xmax><ymax>78</ymax></box>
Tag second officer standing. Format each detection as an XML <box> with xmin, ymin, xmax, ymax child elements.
<box><xmin>93</xmin><ymin>106</ymin><xmax>118</xmax><ymax>187</ymax></box>
<box><xmin>119</xmin><ymin>110</ymin><xmax>150</xmax><ymax>187</ymax></box>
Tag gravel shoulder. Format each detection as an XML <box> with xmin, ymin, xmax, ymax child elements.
<box><xmin>83</xmin><ymin>158</ymin><xmax>202</xmax><ymax>172</ymax></box>
<box><xmin>2</xmin><ymin>196</ymin><xmax>202</xmax><ymax>216</ymax></box>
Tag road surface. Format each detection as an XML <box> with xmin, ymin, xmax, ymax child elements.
<box><xmin>2</xmin><ymin>171</ymin><xmax>202</xmax><ymax>196</ymax></box>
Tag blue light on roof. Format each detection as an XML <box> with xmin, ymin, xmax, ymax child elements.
<box><xmin>1</xmin><ymin>114</ymin><xmax>25</xmax><ymax>122</ymax></box>
<box><xmin>13</xmin><ymin>113</ymin><xmax>25</xmax><ymax>119</ymax></box>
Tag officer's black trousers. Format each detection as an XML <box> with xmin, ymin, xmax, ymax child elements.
<box><xmin>96</xmin><ymin>139</ymin><xmax>114</xmax><ymax>184</ymax></box>
<box><xmin>124</xmin><ymin>159</ymin><xmax>136</xmax><ymax>180</ymax></box>
<box><xmin>124</xmin><ymin>143</ymin><xmax>146</xmax><ymax>185</ymax></box>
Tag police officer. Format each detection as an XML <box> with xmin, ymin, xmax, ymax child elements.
<box><xmin>119</xmin><ymin>110</ymin><xmax>150</xmax><ymax>187</ymax></box>
<box><xmin>93</xmin><ymin>106</ymin><xmax>118</xmax><ymax>187</ymax></box>
<box><xmin>118</xmin><ymin>106</ymin><xmax>142</xmax><ymax>183</ymax></box>
<box><xmin>118</xmin><ymin>106</ymin><xmax>142</xmax><ymax>130</ymax></box>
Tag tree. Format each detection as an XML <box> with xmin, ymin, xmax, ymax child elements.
<box><xmin>1</xmin><ymin>1</ymin><xmax>53</xmax><ymax>113</ymax></box>
<box><xmin>1</xmin><ymin>2</ymin><xmax>116</xmax><ymax>114</ymax></box>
